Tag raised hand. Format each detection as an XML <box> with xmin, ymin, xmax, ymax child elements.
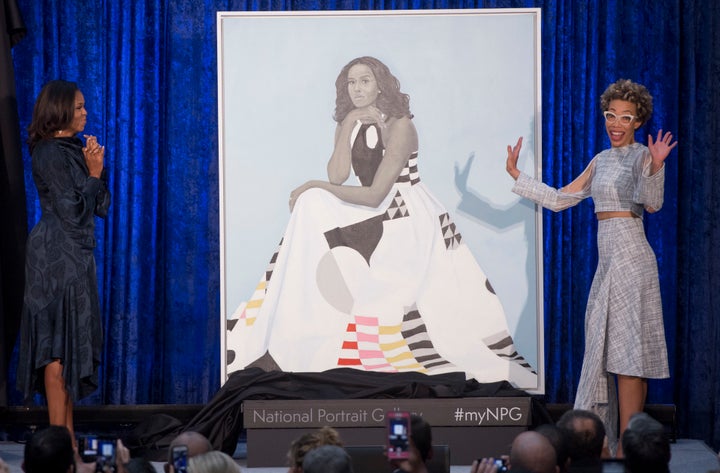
<box><xmin>647</xmin><ymin>129</ymin><xmax>677</xmax><ymax>174</ymax></box>
<box><xmin>506</xmin><ymin>136</ymin><xmax>523</xmax><ymax>180</ymax></box>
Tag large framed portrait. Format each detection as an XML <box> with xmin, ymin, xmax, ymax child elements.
<box><xmin>218</xmin><ymin>8</ymin><xmax>544</xmax><ymax>392</ymax></box>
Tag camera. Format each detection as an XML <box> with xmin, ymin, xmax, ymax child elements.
<box><xmin>79</xmin><ymin>435</ymin><xmax>99</xmax><ymax>463</ymax></box>
<box><xmin>172</xmin><ymin>444</ymin><xmax>189</xmax><ymax>473</ymax></box>
<box><xmin>95</xmin><ymin>438</ymin><xmax>117</xmax><ymax>473</ymax></box>
<box><xmin>493</xmin><ymin>458</ymin><xmax>508</xmax><ymax>472</ymax></box>
<box><xmin>386</xmin><ymin>411</ymin><xmax>411</xmax><ymax>460</ymax></box>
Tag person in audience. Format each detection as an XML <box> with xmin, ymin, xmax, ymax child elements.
<box><xmin>389</xmin><ymin>414</ymin><xmax>433</xmax><ymax>473</ymax></box>
<box><xmin>165</xmin><ymin>431</ymin><xmax>214</xmax><ymax>473</ymax></box>
<box><xmin>302</xmin><ymin>445</ymin><xmax>353</xmax><ymax>473</ymax></box>
<box><xmin>187</xmin><ymin>450</ymin><xmax>240</xmax><ymax>473</ymax></box>
<box><xmin>0</xmin><ymin>457</ymin><xmax>9</xmax><ymax>473</ymax></box>
<box><xmin>472</xmin><ymin>430</ymin><xmax>558</xmax><ymax>473</ymax></box>
<box><xmin>22</xmin><ymin>425</ymin><xmax>75</xmax><ymax>473</ymax></box>
<box><xmin>535</xmin><ymin>423</ymin><xmax>570</xmax><ymax>473</ymax></box>
<box><xmin>287</xmin><ymin>426</ymin><xmax>343</xmax><ymax>473</ymax></box>
<box><xmin>508</xmin><ymin>431</ymin><xmax>558</xmax><ymax>473</ymax></box>
<box><xmin>556</xmin><ymin>409</ymin><xmax>604</xmax><ymax>472</ymax></box>
<box><xmin>621</xmin><ymin>412</ymin><xmax>670</xmax><ymax>473</ymax></box>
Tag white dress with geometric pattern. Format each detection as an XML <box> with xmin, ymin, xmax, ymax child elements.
<box><xmin>226</xmin><ymin>122</ymin><xmax>537</xmax><ymax>387</ymax></box>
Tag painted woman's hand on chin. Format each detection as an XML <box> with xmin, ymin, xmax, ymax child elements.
<box><xmin>344</xmin><ymin>106</ymin><xmax>387</xmax><ymax>128</ymax></box>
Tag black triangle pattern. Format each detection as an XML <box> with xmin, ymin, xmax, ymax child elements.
<box><xmin>439</xmin><ymin>213</ymin><xmax>462</xmax><ymax>249</ymax></box>
<box><xmin>385</xmin><ymin>190</ymin><xmax>409</xmax><ymax>220</ymax></box>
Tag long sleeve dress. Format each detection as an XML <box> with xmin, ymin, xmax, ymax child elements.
<box><xmin>512</xmin><ymin>142</ymin><xmax>669</xmax><ymax>450</ymax></box>
<box><xmin>226</xmin><ymin>121</ymin><xmax>538</xmax><ymax>387</ymax></box>
<box><xmin>17</xmin><ymin>136</ymin><xmax>110</xmax><ymax>402</ymax></box>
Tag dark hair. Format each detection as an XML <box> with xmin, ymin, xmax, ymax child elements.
<box><xmin>124</xmin><ymin>457</ymin><xmax>157</xmax><ymax>473</ymax></box>
<box><xmin>333</xmin><ymin>56</ymin><xmax>412</xmax><ymax>123</ymax></box>
<box><xmin>599</xmin><ymin>79</ymin><xmax>653</xmax><ymax>124</ymax></box>
<box><xmin>556</xmin><ymin>409</ymin><xmax>605</xmax><ymax>461</ymax></box>
<box><xmin>410</xmin><ymin>414</ymin><xmax>432</xmax><ymax>463</ymax></box>
<box><xmin>27</xmin><ymin>80</ymin><xmax>79</xmax><ymax>153</ymax></box>
<box><xmin>621</xmin><ymin>413</ymin><xmax>670</xmax><ymax>473</ymax></box>
<box><xmin>534</xmin><ymin>423</ymin><xmax>569</xmax><ymax>472</ymax></box>
<box><xmin>23</xmin><ymin>425</ymin><xmax>75</xmax><ymax>473</ymax></box>
<box><xmin>302</xmin><ymin>445</ymin><xmax>353</xmax><ymax>473</ymax></box>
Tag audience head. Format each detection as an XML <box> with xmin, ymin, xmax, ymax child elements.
<box><xmin>409</xmin><ymin>414</ymin><xmax>433</xmax><ymax>464</ymax></box>
<box><xmin>124</xmin><ymin>457</ymin><xmax>158</xmax><ymax>473</ymax></box>
<box><xmin>302</xmin><ymin>445</ymin><xmax>353</xmax><ymax>473</ymax></box>
<box><xmin>621</xmin><ymin>412</ymin><xmax>670</xmax><ymax>473</ymax></box>
<box><xmin>534</xmin><ymin>423</ymin><xmax>569</xmax><ymax>473</ymax></box>
<box><xmin>187</xmin><ymin>450</ymin><xmax>240</xmax><ymax>473</ymax></box>
<box><xmin>556</xmin><ymin>409</ymin><xmax>605</xmax><ymax>462</ymax></box>
<box><xmin>508</xmin><ymin>430</ymin><xmax>558</xmax><ymax>473</ymax></box>
<box><xmin>22</xmin><ymin>425</ymin><xmax>75</xmax><ymax>473</ymax></box>
<box><xmin>287</xmin><ymin>426</ymin><xmax>343</xmax><ymax>473</ymax></box>
<box><xmin>165</xmin><ymin>431</ymin><xmax>213</xmax><ymax>473</ymax></box>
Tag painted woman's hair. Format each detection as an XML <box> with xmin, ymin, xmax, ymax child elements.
<box><xmin>333</xmin><ymin>56</ymin><xmax>412</xmax><ymax>123</ymax></box>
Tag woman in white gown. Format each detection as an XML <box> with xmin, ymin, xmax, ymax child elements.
<box><xmin>227</xmin><ymin>56</ymin><xmax>536</xmax><ymax>387</ymax></box>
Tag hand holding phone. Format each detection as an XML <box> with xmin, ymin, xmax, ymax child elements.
<box><xmin>95</xmin><ymin>439</ymin><xmax>117</xmax><ymax>473</ymax></box>
<box><xmin>386</xmin><ymin>411</ymin><xmax>411</xmax><ymax>460</ymax></box>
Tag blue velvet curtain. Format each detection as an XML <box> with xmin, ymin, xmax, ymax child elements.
<box><xmin>5</xmin><ymin>0</ymin><xmax>719</xmax><ymax>451</ymax></box>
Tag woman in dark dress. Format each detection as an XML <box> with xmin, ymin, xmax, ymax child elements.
<box><xmin>17</xmin><ymin>80</ymin><xmax>110</xmax><ymax>441</ymax></box>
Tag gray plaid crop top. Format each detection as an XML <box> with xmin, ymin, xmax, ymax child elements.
<box><xmin>512</xmin><ymin>142</ymin><xmax>665</xmax><ymax>217</ymax></box>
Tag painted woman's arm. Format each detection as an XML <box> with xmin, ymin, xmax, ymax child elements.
<box><xmin>327</xmin><ymin>106</ymin><xmax>385</xmax><ymax>184</ymax></box>
<box><xmin>292</xmin><ymin>117</ymin><xmax>416</xmax><ymax>209</ymax></box>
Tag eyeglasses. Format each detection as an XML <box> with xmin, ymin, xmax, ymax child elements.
<box><xmin>603</xmin><ymin>111</ymin><xmax>636</xmax><ymax>125</ymax></box>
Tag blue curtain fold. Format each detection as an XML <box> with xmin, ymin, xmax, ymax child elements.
<box><xmin>6</xmin><ymin>0</ymin><xmax>720</xmax><ymax>451</ymax></box>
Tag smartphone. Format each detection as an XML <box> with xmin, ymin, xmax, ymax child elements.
<box><xmin>386</xmin><ymin>411</ymin><xmax>411</xmax><ymax>460</ymax></box>
<box><xmin>493</xmin><ymin>458</ymin><xmax>508</xmax><ymax>473</ymax></box>
<box><xmin>79</xmin><ymin>435</ymin><xmax>99</xmax><ymax>463</ymax></box>
<box><xmin>95</xmin><ymin>439</ymin><xmax>116</xmax><ymax>473</ymax></box>
<box><xmin>171</xmin><ymin>444</ymin><xmax>189</xmax><ymax>473</ymax></box>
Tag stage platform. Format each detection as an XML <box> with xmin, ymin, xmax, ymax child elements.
<box><xmin>0</xmin><ymin>439</ymin><xmax>718</xmax><ymax>473</ymax></box>
<box><xmin>1</xmin><ymin>403</ymin><xmax>717</xmax><ymax>472</ymax></box>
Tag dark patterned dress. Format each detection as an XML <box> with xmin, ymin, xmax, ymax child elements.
<box><xmin>17</xmin><ymin>136</ymin><xmax>110</xmax><ymax>402</ymax></box>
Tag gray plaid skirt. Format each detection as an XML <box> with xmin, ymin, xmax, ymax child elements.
<box><xmin>574</xmin><ymin>216</ymin><xmax>669</xmax><ymax>449</ymax></box>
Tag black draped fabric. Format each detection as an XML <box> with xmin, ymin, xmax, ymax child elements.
<box><xmin>172</xmin><ymin>368</ymin><xmax>548</xmax><ymax>456</ymax></box>
<box><xmin>0</xmin><ymin>0</ymin><xmax>26</xmax><ymax>406</ymax></box>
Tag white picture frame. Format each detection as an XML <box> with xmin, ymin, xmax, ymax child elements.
<box><xmin>217</xmin><ymin>8</ymin><xmax>544</xmax><ymax>393</ymax></box>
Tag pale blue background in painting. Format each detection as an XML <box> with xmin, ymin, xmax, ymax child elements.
<box><xmin>219</xmin><ymin>10</ymin><xmax>541</xmax><ymax>389</ymax></box>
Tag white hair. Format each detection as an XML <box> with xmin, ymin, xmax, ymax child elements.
<box><xmin>188</xmin><ymin>450</ymin><xmax>241</xmax><ymax>473</ymax></box>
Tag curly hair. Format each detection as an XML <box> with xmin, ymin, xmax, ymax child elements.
<box><xmin>600</xmin><ymin>79</ymin><xmax>653</xmax><ymax>124</ymax></box>
<box><xmin>287</xmin><ymin>426</ymin><xmax>344</xmax><ymax>469</ymax></box>
<box><xmin>333</xmin><ymin>56</ymin><xmax>412</xmax><ymax>123</ymax></box>
<box><xmin>27</xmin><ymin>80</ymin><xmax>79</xmax><ymax>153</ymax></box>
